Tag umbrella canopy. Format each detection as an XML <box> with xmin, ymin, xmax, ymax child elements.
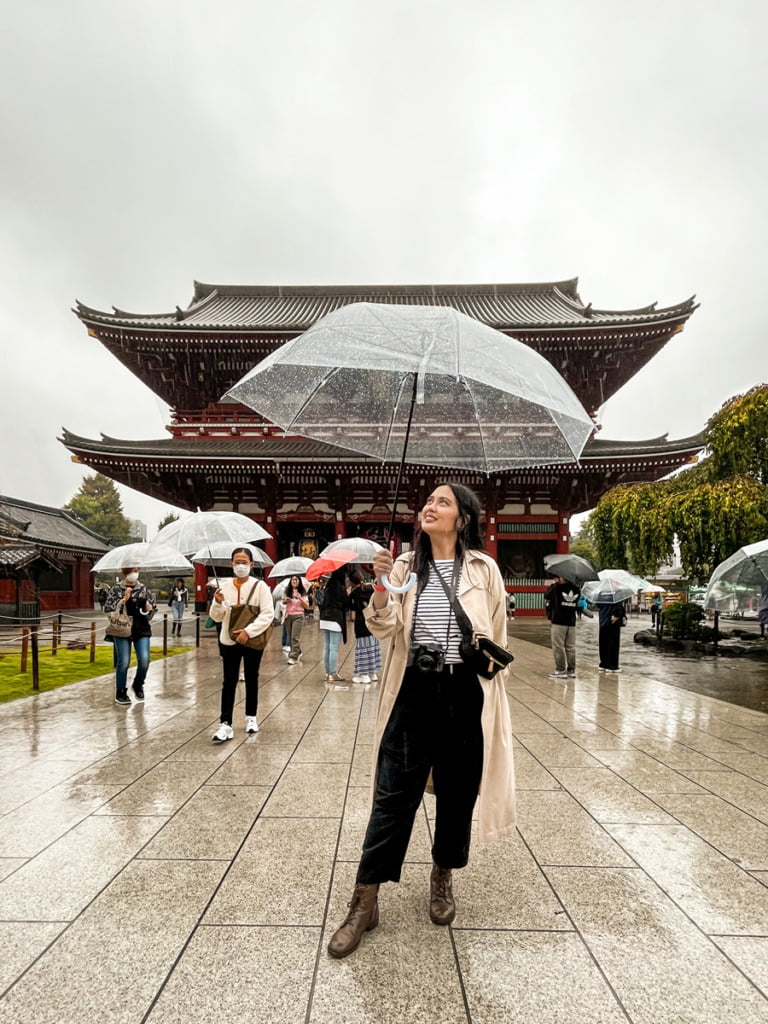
<box><xmin>146</xmin><ymin>510</ymin><xmax>271</xmax><ymax>559</ymax></box>
<box><xmin>705</xmin><ymin>540</ymin><xmax>768</xmax><ymax>611</ymax></box>
<box><xmin>224</xmin><ymin>302</ymin><xmax>594</xmax><ymax>474</ymax></box>
<box><xmin>92</xmin><ymin>542</ymin><xmax>193</xmax><ymax>573</ymax></box>
<box><xmin>267</xmin><ymin>556</ymin><xmax>315</xmax><ymax>579</ymax></box>
<box><xmin>306</xmin><ymin>550</ymin><xmax>360</xmax><ymax>581</ymax></box>
<box><xmin>321</xmin><ymin>537</ymin><xmax>385</xmax><ymax>563</ymax></box>
<box><xmin>543</xmin><ymin>553</ymin><xmax>599</xmax><ymax>586</ymax></box>
<box><xmin>189</xmin><ymin>540</ymin><xmax>274</xmax><ymax>567</ymax></box>
<box><xmin>583</xmin><ymin>570</ymin><xmax>646</xmax><ymax>605</ymax></box>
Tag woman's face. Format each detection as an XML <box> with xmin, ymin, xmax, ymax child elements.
<box><xmin>290</xmin><ymin>575</ymin><xmax>300</xmax><ymax>587</ymax></box>
<box><xmin>420</xmin><ymin>485</ymin><xmax>462</xmax><ymax>538</ymax></box>
<box><xmin>231</xmin><ymin>553</ymin><xmax>253</xmax><ymax>570</ymax></box>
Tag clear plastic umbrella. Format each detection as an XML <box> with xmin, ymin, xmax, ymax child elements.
<box><xmin>225</xmin><ymin>302</ymin><xmax>594</xmax><ymax>474</ymax></box>
<box><xmin>92</xmin><ymin>542</ymin><xmax>193</xmax><ymax>573</ymax></box>
<box><xmin>146</xmin><ymin>510</ymin><xmax>271</xmax><ymax>559</ymax></box>
<box><xmin>705</xmin><ymin>540</ymin><xmax>768</xmax><ymax>611</ymax></box>
<box><xmin>267</xmin><ymin>556</ymin><xmax>315</xmax><ymax>579</ymax></box>
<box><xmin>225</xmin><ymin>302</ymin><xmax>594</xmax><ymax>592</ymax></box>
<box><xmin>321</xmin><ymin>538</ymin><xmax>384</xmax><ymax>562</ymax></box>
<box><xmin>582</xmin><ymin>570</ymin><xmax>645</xmax><ymax>605</ymax></box>
<box><xmin>189</xmin><ymin>540</ymin><xmax>274</xmax><ymax>567</ymax></box>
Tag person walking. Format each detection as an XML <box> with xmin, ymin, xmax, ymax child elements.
<box><xmin>208</xmin><ymin>547</ymin><xmax>273</xmax><ymax>740</ymax></box>
<box><xmin>168</xmin><ymin>578</ymin><xmax>188</xmax><ymax>637</ymax></box>
<box><xmin>544</xmin><ymin>574</ymin><xmax>580</xmax><ymax>678</ymax></box>
<box><xmin>317</xmin><ymin>566</ymin><xmax>349</xmax><ymax>682</ymax></box>
<box><xmin>104</xmin><ymin>567</ymin><xmax>155</xmax><ymax>705</ymax></box>
<box><xmin>282</xmin><ymin>575</ymin><xmax>310</xmax><ymax>664</ymax></box>
<box><xmin>348</xmin><ymin>570</ymin><xmax>382</xmax><ymax>683</ymax></box>
<box><xmin>598</xmin><ymin>600</ymin><xmax>625</xmax><ymax>672</ymax></box>
<box><xmin>650</xmin><ymin>594</ymin><xmax>662</xmax><ymax>627</ymax></box>
<box><xmin>327</xmin><ymin>482</ymin><xmax>516</xmax><ymax>959</ymax></box>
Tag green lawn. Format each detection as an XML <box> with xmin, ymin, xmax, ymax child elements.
<box><xmin>0</xmin><ymin>646</ymin><xmax>188</xmax><ymax>703</ymax></box>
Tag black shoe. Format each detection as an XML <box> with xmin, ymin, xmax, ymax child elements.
<box><xmin>132</xmin><ymin>684</ymin><xmax>145</xmax><ymax>702</ymax></box>
<box><xmin>114</xmin><ymin>689</ymin><xmax>132</xmax><ymax>706</ymax></box>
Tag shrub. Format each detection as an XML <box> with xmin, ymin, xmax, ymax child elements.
<box><xmin>663</xmin><ymin>600</ymin><xmax>705</xmax><ymax>639</ymax></box>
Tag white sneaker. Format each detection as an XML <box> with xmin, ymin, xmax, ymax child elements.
<box><xmin>212</xmin><ymin>723</ymin><xmax>234</xmax><ymax>743</ymax></box>
<box><xmin>287</xmin><ymin>657</ymin><xmax>300</xmax><ymax>665</ymax></box>
<box><xmin>245</xmin><ymin>716</ymin><xmax>259</xmax><ymax>734</ymax></box>
<box><xmin>357</xmin><ymin>674</ymin><xmax>372</xmax><ymax>684</ymax></box>
<box><xmin>369</xmin><ymin>673</ymin><xmax>378</xmax><ymax>681</ymax></box>
<box><xmin>548</xmin><ymin>671</ymin><xmax>567</xmax><ymax>678</ymax></box>
<box><xmin>566</xmin><ymin>670</ymin><xmax>576</xmax><ymax>677</ymax></box>
<box><xmin>282</xmin><ymin>645</ymin><xmax>291</xmax><ymax>653</ymax></box>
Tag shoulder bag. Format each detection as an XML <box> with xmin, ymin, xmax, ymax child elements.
<box><xmin>228</xmin><ymin>580</ymin><xmax>273</xmax><ymax>650</ymax></box>
<box><xmin>432</xmin><ymin>559</ymin><xmax>514</xmax><ymax>679</ymax></box>
<box><xmin>105</xmin><ymin>605</ymin><xmax>132</xmax><ymax>638</ymax></box>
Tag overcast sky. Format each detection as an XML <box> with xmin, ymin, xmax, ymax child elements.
<box><xmin>1</xmin><ymin>0</ymin><xmax>766</xmax><ymax>536</ymax></box>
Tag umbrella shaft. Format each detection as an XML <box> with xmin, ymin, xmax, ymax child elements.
<box><xmin>387</xmin><ymin>374</ymin><xmax>418</xmax><ymax>543</ymax></box>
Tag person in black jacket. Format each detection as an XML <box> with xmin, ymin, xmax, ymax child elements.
<box><xmin>316</xmin><ymin>566</ymin><xmax>349</xmax><ymax>681</ymax></box>
<box><xmin>104</xmin><ymin>567</ymin><xmax>155</xmax><ymax>705</ymax></box>
<box><xmin>544</xmin><ymin>575</ymin><xmax>580</xmax><ymax>678</ymax></box>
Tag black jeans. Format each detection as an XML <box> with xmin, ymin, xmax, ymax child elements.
<box><xmin>219</xmin><ymin>643</ymin><xmax>263</xmax><ymax>724</ymax></box>
<box><xmin>357</xmin><ymin>663</ymin><xmax>484</xmax><ymax>885</ymax></box>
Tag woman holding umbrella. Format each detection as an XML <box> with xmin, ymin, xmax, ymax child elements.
<box><xmin>327</xmin><ymin>482</ymin><xmax>516</xmax><ymax>958</ymax></box>
<box><xmin>208</xmin><ymin>547</ymin><xmax>273</xmax><ymax>740</ymax></box>
<box><xmin>104</xmin><ymin>566</ymin><xmax>155</xmax><ymax>705</ymax></box>
<box><xmin>316</xmin><ymin>566</ymin><xmax>350</xmax><ymax>682</ymax></box>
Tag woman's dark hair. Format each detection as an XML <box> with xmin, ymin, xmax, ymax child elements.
<box><xmin>230</xmin><ymin>546</ymin><xmax>254</xmax><ymax>561</ymax></box>
<box><xmin>324</xmin><ymin>565</ymin><xmax>348</xmax><ymax>602</ymax></box>
<box><xmin>413</xmin><ymin>482</ymin><xmax>484</xmax><ymax>592</ymax></box>
<box><xmin>285</xmin><ymin>578</ymin><xmax>306</xmax><ymax>597</ymax></box>
<box><xmin>348</xmin><ymin>570</ymin><xmax>363</xmax><ymax>586</ymax></box>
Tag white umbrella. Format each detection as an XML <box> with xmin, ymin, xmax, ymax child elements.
<box><xmin>146</xmin><ymin>510</ymin><xmax>271</xmax><ymax>559</ymax></box>
<box><xmin>267</xmin><ymin>556</ymin><xmax>315</xmax><ymax>579</ymax></box>
<box><xmin>92</xmin><ymin>542</ymin><xmax>193</xmax><ymax>573</ymax></box>
<box><xmin>189</xmin><ymin>540</ymin><xmax>274</xmax><ymax>567</ymax></box>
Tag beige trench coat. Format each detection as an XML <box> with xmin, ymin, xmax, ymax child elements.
<box><xmin>363</xmin><ymin>549</ymin><xmax>516</xmax><ymax>844</ymax></box>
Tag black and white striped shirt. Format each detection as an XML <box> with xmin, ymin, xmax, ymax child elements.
<box><xmin>411</xmin><ymin>559</ymin><xmax>464</xmax><ymax>664</ymax></box>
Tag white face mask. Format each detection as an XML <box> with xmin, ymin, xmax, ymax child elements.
<box><xmin>124</xmin><ymin>572</ymin><xmax>139</xmax><ymax>584</ymax></box>
<box><xmin>233</xmin><ymin>564</ymin><xmax>251</xmax><ymax>578</ymax></box>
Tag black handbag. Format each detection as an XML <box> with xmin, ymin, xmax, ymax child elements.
<box><xmin>431</xmin><ymin>559</ymin><xmax>514</xmax><ymax>679</ymax></box>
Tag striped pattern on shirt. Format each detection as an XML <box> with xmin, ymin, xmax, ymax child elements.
<box><xmin>411</xmin><ymin>560</ymin><xmax>464</xmax><ymax>664</ymax></box>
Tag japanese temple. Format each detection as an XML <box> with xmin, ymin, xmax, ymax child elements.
<box><xmin>61</xmin><ymin>280</ymin><xmax>702</xmax><ymax>614</ymax></box>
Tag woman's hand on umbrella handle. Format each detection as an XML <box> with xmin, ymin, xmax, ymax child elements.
<box><xmin>379</xmin><ymin>572</ymin><xmax>417</xmax><ymax>593</ymax></box>
<box><xmin>372</xmin><ymin>550</ymin><xmax>416</xmax><ymax>593</ymax></box>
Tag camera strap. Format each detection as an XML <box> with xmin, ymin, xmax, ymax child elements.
<box><xmin>429</xmin><ymin>557</ymin><xmax>474</xmax><ymax>644</ymax></box>
<box><xmin>410</xmin><ymin>557</ymin><xmax>462</xmax><ymax>653</ymax></box>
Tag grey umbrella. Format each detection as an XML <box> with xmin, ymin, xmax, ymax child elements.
<box><xmin>543</xmin><ymin>553</ymin><xmax>598</xmax><ymax>586</ymax></box>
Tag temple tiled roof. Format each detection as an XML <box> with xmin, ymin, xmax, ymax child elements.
<box><xmin>0</xmin><ymin>496</ymin><xmax>110</xmax><ymax>555</ymax></box>
<box><xmin>60</xmin><ymin>429</ymin><xmax>704</xmax><ymax>465</ymax></box>
<box><xmin>75</xmin><ymin>280</ymin><xmax>697</xmax><ymax>333</ymax></box>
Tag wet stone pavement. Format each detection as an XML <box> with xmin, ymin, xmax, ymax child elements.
<box><xmin>1</xmin><ymin>617</ymin><xmax>768</xmax><ymax>1022</ymax></box>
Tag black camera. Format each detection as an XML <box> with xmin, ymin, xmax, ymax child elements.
<box><xmin>407</xmin><ymin>642</ymin><xmax>445</xmax><ymax>673</ymax></box>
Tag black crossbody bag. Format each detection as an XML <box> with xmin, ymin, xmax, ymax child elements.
<box><xmin>431</xmin><ymin>559</ymin><xmax>514</xmax><ymax>679</ymax></box>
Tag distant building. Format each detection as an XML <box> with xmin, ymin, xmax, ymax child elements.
<box><xmin>62</xmin><ymin>279</ymin><xmax>703</xmax><ymax>615</ymax></box>
<box><xmin>0</xmin><ymin>496</ymin><xmax>109</xmax><ymax>617</ymax></box>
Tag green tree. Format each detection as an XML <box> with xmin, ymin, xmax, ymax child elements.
<box><xmin>705</xmin><ymin>384</ymin><xmax>768</xmax><ymax>485</ymax></box>
<box><xmin>590</xmin><ymin>385</ymin><xmax>768</xmax><ymax>579</ymax></box>
<box><xmin>65</xmin><ymin>473</ymin><xmax>132</xmax><ymax>545</ymax></box>
<box><xmin>158</xmin><ymin>512</ymin><xmax>180</xmax><ymax>532</ymax></box>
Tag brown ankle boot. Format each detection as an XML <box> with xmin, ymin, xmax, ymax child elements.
<box><xmin>327</xmin><ymin>883</ymin><xmax>380</xmax><ymax>958</ymax></box>
<box><xmin>430</xmin><ymin>863</ymin><xmax>455</xmax><ymax>925</ymax></box>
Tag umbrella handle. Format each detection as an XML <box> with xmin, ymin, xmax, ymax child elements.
<box><xmin>379</xmin><ymin>572</ymin><xmax>417</xmax><ymax>594</ymax></box>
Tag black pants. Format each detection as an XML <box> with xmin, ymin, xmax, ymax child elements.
<box><xmin>599</xmin><ymin>624</ymin><xmax>621</xmax><ymax>670</ymax></box>
<box><xmin>357</xmin><ymin>663</ymin><xmax>484</xmax><ymax>885</ymax></box>
<box><xmin>219</xmin><ymin>644</ymin><xmax>263</xmax><ymax>724</ymax></box>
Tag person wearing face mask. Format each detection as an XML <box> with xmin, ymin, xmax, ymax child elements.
<box><xmin>103</xmin><ymin>566</ymin><xmax>156</xmax><ymax>706</ymax></box>
<box><xmin>208</xmin><ymin>547</ymin><xmax>274</xmax><ymax>741</ymax></box>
